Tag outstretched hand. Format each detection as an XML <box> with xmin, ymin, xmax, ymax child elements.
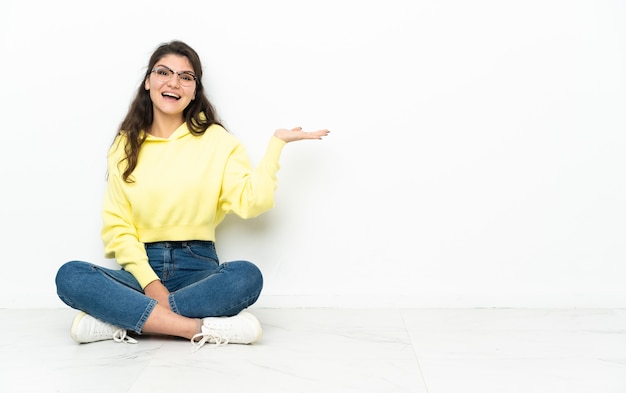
<box><xmin>274</xmin><ymin>127</ymin><xmax>330</xmax><ymax>143</ymax></box>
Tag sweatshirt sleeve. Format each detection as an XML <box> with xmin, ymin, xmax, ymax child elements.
<box><xmin>219</xmin><ymin>135</ymin><xmax>286</xmax><ymax>218</ymax></box>
<box><xmin>101</xmin><ymin>142</ymin><xmax>160</xmax><ymax>289</ymax></box>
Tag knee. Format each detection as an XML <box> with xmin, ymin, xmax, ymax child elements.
<box><xmin>243</xmin><ymin>261</ymin><xmax>263</xmax><ymax>291</ymax></box>
<box><xmin>230</xmin><ymin>260</ymin><xmax>263</xmax><ymax>292</ymax></box>
<box><xmin>55</xmin><ymin>261</ymin><xmax>91</xmax><ymax>297</ymax></box>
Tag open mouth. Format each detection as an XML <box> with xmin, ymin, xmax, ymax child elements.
<box><xmin>162</xmin><ymin>92</ymin><xmax>181</xmax><ymax>100</ymax></box>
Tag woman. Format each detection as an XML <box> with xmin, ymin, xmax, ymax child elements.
<box><xmin>55</xmin><ymin>40</ymin><xmax>329</xmax><ymax>350</ymax></box>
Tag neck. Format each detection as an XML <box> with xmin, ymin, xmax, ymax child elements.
<box><xmin>149</xmin><ymin>112</ymin><xmax>184</xmax><ymax>138</ymax></box>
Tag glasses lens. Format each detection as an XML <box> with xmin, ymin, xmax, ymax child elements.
<box><xmin>153</xmin><ymin>67</ymin><xmax>172</xmax><ymax>82</ymax></box>
<box><xmin>178</xmin><ymin>72</ymin><xmax>196</xmax><ymax>86</ymax></box>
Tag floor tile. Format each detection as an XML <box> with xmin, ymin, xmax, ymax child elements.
<box><xmin>1</xmin><ymin>308</ymin><xmax>624</xmax><ymax>393</ymax></box>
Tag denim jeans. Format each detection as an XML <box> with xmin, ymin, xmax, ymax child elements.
<box><xmin>55</xmin><ymin>241</ymin><xmax>263</xmax><ymax>334</ymax></box>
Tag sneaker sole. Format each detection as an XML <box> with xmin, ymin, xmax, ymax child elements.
<box><xmin>70</xmin><ymin>311</ymin><xmax>88</xmax><ymax>344</ymax></box>
<box><xmin>238</xmin><ymin>311</ymin><xmax>263</xmax><ymax>343</ymax></box>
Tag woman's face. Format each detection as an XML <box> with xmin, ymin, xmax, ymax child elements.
<box><xmin>144</xmin><ymin>54</ymin><xmax>196</xmax><ymax>119</ymax></box>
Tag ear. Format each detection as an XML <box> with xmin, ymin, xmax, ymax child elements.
<box><xmin>144</xmin><ymin>78</ymin><xmax>150</xmax><ymax>91</ymax></box>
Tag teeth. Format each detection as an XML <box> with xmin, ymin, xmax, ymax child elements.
<box><xmin>162</xmin><ymin>92</ymin><xmax>180</xmax><ymax>99</ymax></box>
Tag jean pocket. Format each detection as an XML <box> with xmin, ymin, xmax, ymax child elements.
<box><xmin>184</xmin><ymin>242</ymin><xmax>219</xmax><ymax>263</ymax></box>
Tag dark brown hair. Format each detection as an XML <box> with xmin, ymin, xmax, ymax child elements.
<box><xmin>113</xmin><ymin>40</ymin><xmax>223</xmax><ymax>182</ymax></box>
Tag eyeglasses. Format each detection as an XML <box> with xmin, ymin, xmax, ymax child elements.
<box><xmin>151</xmin><ymin>66</ymin><xmax>197</xmax><ymax>86</ymax></box>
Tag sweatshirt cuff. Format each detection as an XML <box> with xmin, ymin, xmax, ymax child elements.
<box><xmin>268</xmin><ymin>135</ymin><xmax>286</xmax><ymax>158</ymax></box>
<box><xmin>126</xmin><ymin>264</ymin><xmax>160</xmax><ymax>289</ymax></box>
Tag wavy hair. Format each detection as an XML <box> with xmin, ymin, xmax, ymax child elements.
<box><xmin>112</xmin><ymin>40</ymin><xmax>223</xmax><ymax>182</ymax></box>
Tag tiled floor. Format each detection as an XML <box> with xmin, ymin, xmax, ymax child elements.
<box><xmin>1</xmin><ymin>308</ymin><xmax>625</xmax><ymax>392</ymax></box>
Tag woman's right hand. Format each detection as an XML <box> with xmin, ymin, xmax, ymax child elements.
<box><xmin>144</xmin><ymin>280</ymin><xmax>171</xmax><ymax>310</ymax></box>
<box><xmin>274</xmin><ymin>127</ymin><xmax>330</xmax><ymax>143</ymax></box>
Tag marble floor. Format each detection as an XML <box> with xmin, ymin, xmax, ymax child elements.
<box><xmin>1</xmin><ymin>308</ymin><xmax>625</xmax><ymax>393</ymax></box>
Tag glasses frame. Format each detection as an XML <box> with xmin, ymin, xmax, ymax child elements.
<box><xmin>150</xmin><ymin>66</ymin><xmax>198</xmax><ymax>86</ymax></box>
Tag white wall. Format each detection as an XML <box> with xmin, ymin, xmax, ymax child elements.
<box><xmin>1</xmin><ymin>0</ymin><xmax>625</xmax><ymax>309</ymax></box>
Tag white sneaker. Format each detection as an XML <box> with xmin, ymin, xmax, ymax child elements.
<box><xmin>191</xmin><ymin>310</ymin><xmax>262</xmax><ymax>350</ymax></box>
<box><xmin>70</xmin><ymin>312</ymin><xmax>137</xmax><ymax>344</ymax></box>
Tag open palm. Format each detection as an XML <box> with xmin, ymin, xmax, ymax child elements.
<box><xmin>274</xmin><ymin>127</ymin><xmax>330</xmax><ymax>143</ymax></box>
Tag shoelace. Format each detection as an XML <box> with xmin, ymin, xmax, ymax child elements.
<box><xmin>113</xmin><ymin>329</ymin><xmax>138</xmax><ymax>344</ymax></box>
<box><xmin>191</xmin><ymin>329</ymin><xmax>228</xmax><ymax>352</ymax></box>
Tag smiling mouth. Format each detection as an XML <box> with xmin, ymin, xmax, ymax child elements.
<box><xmin>162</xmin><ymin>92</ymin><xmax>181</xmax><ymax>100</ymax></box>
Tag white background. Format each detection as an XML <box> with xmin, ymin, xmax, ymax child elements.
<box><xmin>1</xmin><ymin>0</ymin><xmax>625</xmax><ymax>308</ymax></box>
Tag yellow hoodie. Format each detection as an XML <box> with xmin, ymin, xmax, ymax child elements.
<box><xmin>101</xmin><ymin>123</ymin><xmax>285</xmax><ymax>288</ymax></box>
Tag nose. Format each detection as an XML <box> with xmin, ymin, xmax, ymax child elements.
<box><xmin>167</xmin><ymin>73</ymin><xmax>180</xmax><ymax>87</ymax></box>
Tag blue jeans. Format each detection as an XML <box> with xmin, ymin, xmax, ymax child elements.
<box><xmin>55</xmin><ymin>241</ymin><xmax>263</xmax><ymax>334</ymax></box>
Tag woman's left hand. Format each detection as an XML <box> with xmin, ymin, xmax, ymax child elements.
<box><xmin>274</xmin><ymin>127</ymin><xmax>330</xmax><ymax>143</ymax></box>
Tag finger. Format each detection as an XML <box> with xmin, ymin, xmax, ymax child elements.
<box><xmin>304</xmin><ymin>130</ymin><xmax>329</xmax><ymax>139</ymax></box>
<box><xmin>311</xmin><ymin>129</ymin><xmax>330</xmax><ymax>136</ymax></box>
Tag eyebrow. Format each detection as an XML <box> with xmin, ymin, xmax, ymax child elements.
<box><xmin>155</xmin><ymin>64</ymin><xmax>196</xmax><ymax>74</ymax></box>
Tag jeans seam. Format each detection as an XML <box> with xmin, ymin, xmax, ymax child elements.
<box><xmin>134</xmin><ymin>299</ymin><xmax>157</xmax><ymax>334</ymax></box>
<box><xmin>169</xmin><ymin>293</ymin><xmax>180</xmax><ymax>315</ymax></box>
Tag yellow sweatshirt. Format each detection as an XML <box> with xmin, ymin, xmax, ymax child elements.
<box><xmin>101</xmin><ymin>123</ymin><xmax>285</xmax><ymax>288</ymax></box>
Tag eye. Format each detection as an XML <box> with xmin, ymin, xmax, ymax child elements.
<box><xmin>180</xmin><ymin>73</ymin><xmax>195</xmax><ymax>82</ymax></box>
<box><xmin>152</xmin><ymin>67</ymin><xmax>172</xmax><ymax>77</ymax></box>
